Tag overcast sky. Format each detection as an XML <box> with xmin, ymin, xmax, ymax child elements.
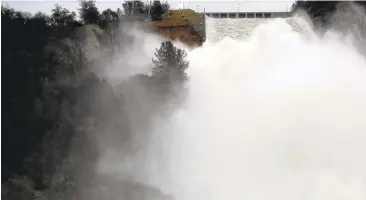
<box><xmin>3</xmin><ymin>0</ymin><xmax>295</xmax><ymax>14</ymax></box>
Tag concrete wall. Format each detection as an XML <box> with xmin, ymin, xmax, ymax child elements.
<box><xmin>203</xmin><ymin>12</ymin><xmax>290</xmax><ymax>18</ymax></box>
<box><xmin>272</xmin><ymin>12</ymin><xmax>291</xmax><ymax>18</ymax></box>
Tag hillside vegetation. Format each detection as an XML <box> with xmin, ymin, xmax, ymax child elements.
<box><xmin>162</xmin><ymin>9</ymin><xmax>201</xmax><ymax>21</ymax></box>
<box><xmin>2</xmin><ymin>1</ymin><xmax>189</xmax><ymax>199</ymax></box>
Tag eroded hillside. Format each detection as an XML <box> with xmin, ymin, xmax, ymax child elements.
<box><xmin>148</xmin><ymin>9</ymin><xmax>206</xmax><ymax>47</ymax></box>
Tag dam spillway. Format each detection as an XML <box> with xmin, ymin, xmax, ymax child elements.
<box><xmin>197</xmin><ymin>11</ymin><xmax>291</xmax><ymax>44</ymax></box>
<box><xmin>202</xmin><ymin>12</ymin><xmax>290</xmax><ymax>19</ymax></box>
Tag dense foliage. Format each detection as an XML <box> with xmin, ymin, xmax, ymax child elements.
<box><xmin>122</xmin><ymin>0</ymin><xmax>170</xmax><ymax>20</ymax></box>
<box><xmin>1</xmin><ymin>1</ymin><xmax>187</xmax><ymax>199</ymax></box>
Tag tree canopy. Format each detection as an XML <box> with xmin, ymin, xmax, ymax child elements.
<box><xmin>152</xmin><ymin>41</ymin><xmax>189</xmax><ymax>82</ymax></box>
<box><xmin>78</xmin><ymin>0</ymin><xmax>100</xmax><ymax>24</ymax></box>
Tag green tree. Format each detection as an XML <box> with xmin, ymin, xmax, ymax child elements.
<box><xmin>152</xmin><ymin>41</ymin><xmax>189</xmax><ymax>82</ymax></box>
<box><xmin>122</xmin><ymin>0</ymin><xmax>145</xmax><ymax>16</ymax></box>
<box><xmin>78</xmin><ymin>0</ymin><xmax>100</xmax><ymax>24</ymax></box>
<box><xmin>150</xmin><ymin>1</ymin><xmax>164</xmax><ymax>21</ymax></box>
<box><xmin>99</xmin><ymin>8</ymin><xmax>119</xmax><ymax>28</ymax></box>
<box><xmin>161</xmin><ymin>1</ymin><xmax>170</xmax><ymax>14</ymax></box>
<box><xmin>51</xmin><ymin>4</ymin><xmax>76</xmax><ymax>26</ymax></box>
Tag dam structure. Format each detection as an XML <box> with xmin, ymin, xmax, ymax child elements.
<box><xmin>202</xmin><ymin>11</ymin><xmax>290</xmax><ymax>19</ymax></box>
<box><xmin>195</xmin><ymin>10</ymin><xmax>291</xmax><ymax>43</ymax></box>
<box><xmin>203</xmin><ymin>12</ymin><xmax>298</xmax><ymax>42</ymax></box>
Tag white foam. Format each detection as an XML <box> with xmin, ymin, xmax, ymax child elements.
<box><xmin>100</xmin><ymin>12</ymin><xmax>366</xmax><ymax>200</ymax></box>
<box><xmin>147</xmin><ymin>15</ymin><xmax>366</xmax><ymax>200</ymax></box>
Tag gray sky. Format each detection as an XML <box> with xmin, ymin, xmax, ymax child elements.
<box><xmin>3</xmin><ymin>0</ymin><xmax>295</xmax><ymax>14</ymax></box>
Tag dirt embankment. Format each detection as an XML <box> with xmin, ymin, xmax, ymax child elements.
<box><xmin>148</xmin><ymin>9</ymin><xmax>206</xmax><ymax>47</ymax></box>
<box><xmin>150</xmin><ymin>20</ymin><xmax>204</xmax><ymax>47</ymax></box>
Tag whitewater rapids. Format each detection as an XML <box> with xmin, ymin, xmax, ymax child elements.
<box><xmin>101</xmin><ymin>12</ymin><xmax>366</xmax><ymax>200</ymax></box>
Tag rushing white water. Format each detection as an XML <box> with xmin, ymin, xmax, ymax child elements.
<box><xmin>99</xmin><ymin>11</ymin><xmax>366</xmax><ymax>200</ymax></box>
<box><xmin>146</xmin><ymin>15</ymin><xmax>366</xmax><ymax>200</ymax></box>
<box><xmin>205</xmin><ymin>18</ymin><xmax>273</xmax><ymax>42</ymax></box>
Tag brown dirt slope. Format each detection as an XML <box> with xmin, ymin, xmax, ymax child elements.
<box><xmin>148</xmin><ymin>9</ymin><xmax>206</xmax><ymax>47</ymax></box>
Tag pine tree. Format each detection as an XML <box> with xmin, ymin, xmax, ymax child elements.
<box><xmin>152</xmin><ymin>41</ymin><xmax>189</xmax><ymax>82</ymax></box>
